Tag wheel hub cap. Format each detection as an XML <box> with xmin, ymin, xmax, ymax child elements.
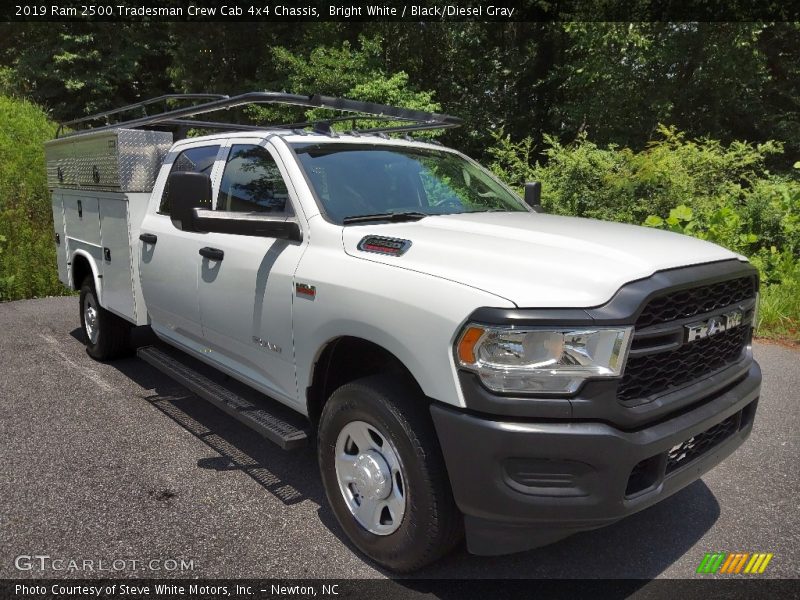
<box><xmin>334</xmin><ymin>420</ymin><xmax>407</xmax><ymax>536</ymax></box>
<box><xmin>351</xmin><ymin>451</ymin><xmax>391</xmax><ymax>501</ymax></box>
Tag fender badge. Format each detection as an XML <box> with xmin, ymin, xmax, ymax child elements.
<box><xmin>357</xmin><ymin>236</ymin><xmax>412</xmax><ymax>256</ymax></box>
<box><xmin>296</xmin><ymin>283</ymin><xmax>316</xmax><ymax>299</ymax></box>
<box><xmin>252</xmin><ymin>336</ymin><xmax>282</xmax><ymax>354</ymax></box>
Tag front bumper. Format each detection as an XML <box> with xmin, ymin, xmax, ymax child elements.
<box><xmin>430</xmin><ymin>361</ymin><xmax>761</xmax><ymax>556</ymax></box>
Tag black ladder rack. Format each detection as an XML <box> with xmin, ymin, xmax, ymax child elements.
<box><xmin>57</xmin><ymin>91</ymin><xmax>462</xmax><ymax>138</ymax></box>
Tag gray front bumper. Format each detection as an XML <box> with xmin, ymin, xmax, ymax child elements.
<box><xmin>431</xmin><ymin>361</ymin><xmax>761</xmax><ymax>556</ymax></box>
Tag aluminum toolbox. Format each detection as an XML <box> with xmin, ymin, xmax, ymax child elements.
<box><xmin>45</xmin><ymin>129</ymin><xmax>173</xmax><ymax>192</ymax></box>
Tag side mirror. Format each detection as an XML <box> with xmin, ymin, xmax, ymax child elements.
<box><xmin>524</xmin><ymin>181</ymin><xmax>544</xmax><ymax>213</ymax></box>
<box><xmin>166</xmin><ymin>171</ymin><xmax>212</xmax><ymax>232</ymax></box>
<box><xmin>163</xmin><ymin>171</ymin><xmax>302</xmax><ymax>241</ymax></box>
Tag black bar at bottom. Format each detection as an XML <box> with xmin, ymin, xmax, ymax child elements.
<box><xmin>1</xmin><ymin>578</ymin><xmax>795</xmax><ymax>600</ymax></box>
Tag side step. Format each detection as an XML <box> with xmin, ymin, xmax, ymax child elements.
<box><xmin>137</xmin><ymin>345</ymin><xmax>310</xmax><ymax>450</ymax></box>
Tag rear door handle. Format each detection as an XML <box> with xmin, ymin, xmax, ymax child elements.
<box><xmin>139</xmin><ymin>233</ymin><xmax>158</xmax><ymax>244</ymax></box>
<box><xmin>199</xmin><ymin>247</ymin><xmax>224</xmax><ymax>261</ymax></box>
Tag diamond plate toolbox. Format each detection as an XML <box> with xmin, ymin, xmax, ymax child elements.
<box><xmin>45</xmin><ymin>129</ymin><xmax>173</xmax><ymax>192</ymax></box>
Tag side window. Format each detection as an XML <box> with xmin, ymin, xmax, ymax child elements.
<box><xmin>158</xmin><ymin>145</ymin><xmax>220</xmax><ymax>214</ymax></box>
<box><xmin>216</xmin><ymin>145</ymin><xmax>292</xmax><ymax>215</ymax></box>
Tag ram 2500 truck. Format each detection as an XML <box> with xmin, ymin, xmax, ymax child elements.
<box><xmin>46</xmin><ymin>93</ymin><xmax>761</xmax><ymax>572</ymax></box>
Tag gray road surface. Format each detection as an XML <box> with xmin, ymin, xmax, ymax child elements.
<box><xmin>0</xmin><ymin>297</ymin><xmax>797</xmax><ymax>581</ymax></box>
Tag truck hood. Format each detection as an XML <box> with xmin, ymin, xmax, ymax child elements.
<box><xmin>341</xmin><ymin>212</ymin><xmax>744</xmax><ymax>308</ymax></box>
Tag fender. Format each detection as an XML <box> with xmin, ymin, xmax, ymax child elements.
<box><xmin>70</xmin><ymin>248</ymin><xmax>103</xmax><ymax>303</ymax></box>
<box><xmin>307</xmin><ymin>326</ymin><xmax>431</xmax><ymax>401</ymax></box>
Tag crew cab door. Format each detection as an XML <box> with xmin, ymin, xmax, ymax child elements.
<box><xmin>197</xmin><ymin>138</ymin><xmax>306</xmax><ymax>407</ymax></box>
<box><xmin>139</xmin><ymin>142</ymin><xmax>224</xmax><ymax>346</ymax></box>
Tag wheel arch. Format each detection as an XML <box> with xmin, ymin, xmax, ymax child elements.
<box><xmin>70</xmin><ymin>250</ymin><xmax>102</xmax><ymax>299</ymax></box>
<box><xmin>306</xmin><ymin>336</ymin><xmax>426</xmax><ymax>429</ymax></box>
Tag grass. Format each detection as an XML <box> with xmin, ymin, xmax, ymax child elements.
<box><xmin>756</xmin><ymin>279</ymin><xmax>800</xmax><ymax>344</ymax></box>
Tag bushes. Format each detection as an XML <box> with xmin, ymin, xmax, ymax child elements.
<box><xmin>489</xmin><ymin>126</ymin><xmax>800</xmax><ymax>342</ymax></box>
<box><xmin>490</xmin><ymin>125</ymin><xmax>788</xmax><ymax>222</ymax></box>
<box><xmin>0</xmin><ymin>95</ymin><xmax>68</xmax><ymax>301</ymax></box>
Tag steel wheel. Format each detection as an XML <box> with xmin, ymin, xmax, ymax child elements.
<box><xmin>334</xmin><ymin>420</ymin><xmax>406</xmax><ymax>535</ymax></box>
<box><xmin>83</xmin><ymin>291</ymin><xmax>99</xmax><ymax>345</ymax></box>
<box><xmin>318</xmin><ymin>375</ymin><xmax>463</xmax><ymax>571</ymax></box>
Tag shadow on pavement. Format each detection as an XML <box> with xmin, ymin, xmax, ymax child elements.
<box><xmin>406</xmin><ymin>478</ymin><xmax>719</xmax><ymax>580</ymax></box>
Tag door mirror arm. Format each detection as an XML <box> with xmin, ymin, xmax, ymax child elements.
<box><xmin>193</xmin><ymin>209</ymin><xmax>303</xmax><ymax>242</ymax></box>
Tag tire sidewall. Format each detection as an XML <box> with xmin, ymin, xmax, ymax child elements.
<box><xmin>318</xmin><ymin>382</ymin><xmax>441</xmax><ymax>568</ymax></box>
<box><xmin>79</xmin><ymin>280</ymin><xmax>104</xmax><ymax>358</ymax></box>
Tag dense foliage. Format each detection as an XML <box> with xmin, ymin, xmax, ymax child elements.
<box><xmin>0</xmin><ymin>96</ymin><xmax>62</xmax><ymax>300</ymax></box>
<box><xmin>489</xmin><ymin>128</ymin><xmax>800</xmax><ymax>340</ymax></box>
<box><xmin>1</xmin><ymin>22</ymin><xmax>798</xmax><ymax>167</ymax></box>
<box><xmin>0</xmin><ymin>22</ymin><xmax>798</xmax><ymax>340</ymax></box>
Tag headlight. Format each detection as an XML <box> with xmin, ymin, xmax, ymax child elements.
<box><xmin>456</xmin><ymin>325</ymin><xmax>633</xmax><ymax>394</ymax></box>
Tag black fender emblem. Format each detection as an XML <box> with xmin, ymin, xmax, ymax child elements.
<box><xmin>357</xmin><ymin>236</ymin><xmax>412</xmax><ymax>256</ymax></box>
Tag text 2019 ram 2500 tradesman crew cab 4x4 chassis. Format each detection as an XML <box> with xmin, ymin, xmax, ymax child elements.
<box><xmin>46</xmin><ymin>93</ymin><xmax>761</xmax><ymax>572</ymax></box>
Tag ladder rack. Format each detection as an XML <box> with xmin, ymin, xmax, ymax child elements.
<box><xmin>57</xmin><ymin>91</ymin><xmax>462</xmax><ymax>138</ymax></box>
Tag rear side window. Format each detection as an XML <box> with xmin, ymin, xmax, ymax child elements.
<box><xmin>158</xmin><ymin>145</ymin><xmax>220</xmax><ymax>214</ymax></box>
<box><xmin>216</xmin><ymin>144</ymin><xmax>292</xmax><ymax>215</ymax></box>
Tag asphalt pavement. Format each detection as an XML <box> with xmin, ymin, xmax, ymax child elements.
<box><xmin>0</xmin><ymin>296</ymin><xmax>798</xmax><ymax>581</ymax></box>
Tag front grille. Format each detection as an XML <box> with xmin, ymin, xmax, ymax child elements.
<box><xmin>618</xmin><ymin>326</ymin><xmax>748</xmax><ymax>403</ymax></box>
<box><xmin>636</xmin><ymin>276</ymin><xmax>756</xmax><ymax>329</ymax></box>
<box><xmin>625</xmin><ymin>406</ymin><xmax>747</xmax><ymax>495</ymax></box>
<box><xmin>665</xmin><ymin>412</ymin><xmax>741</xmax><ymax>474</ymax></box>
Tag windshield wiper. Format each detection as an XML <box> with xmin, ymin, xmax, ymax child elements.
<box><xmin>342</xmin><ymin>211</ymin><xmax>429</xmax><ymax>225</ymax></box>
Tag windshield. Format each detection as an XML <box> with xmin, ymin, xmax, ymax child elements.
<box><xmin>290</xmin><ymin>142</ymin><xmax>528</xmax><ymax>224</ymax></box>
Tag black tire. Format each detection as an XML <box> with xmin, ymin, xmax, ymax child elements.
<box><xmin>318</xmin><ymin>374</ymin><xmax>463</xmax><ymax>572</ymax></box>
<box><xmin>79</xmin><ymin>276</ymin><xmax>131</xmax><ymax>360</ymax></box>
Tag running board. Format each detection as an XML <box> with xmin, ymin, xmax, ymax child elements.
<box><xmin>137</xmin><ymin>345</ymin><xmax>309</xmax><ymax>450</ymax></box>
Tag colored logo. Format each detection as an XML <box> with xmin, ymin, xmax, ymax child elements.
<box><xmin>696</xmin><ymin>552</ymin><xmax>773</xmax><ymax>574</ymax></box>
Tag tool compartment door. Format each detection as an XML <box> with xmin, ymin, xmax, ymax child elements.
<box><xmin>98</xmin><ymin>193</ymin><xmax>136</xmax><ymax>321</ymax></box>
<box><xmin>63</xmin><ymin>193</ymin><xmax>100</xmax><ymax>247</ymax></box>
<box><xmin>50</xmin><ymin>191</ymin><xmax>69</xmax><ymax>285</ymax></box>
<box><xmin>62</xmin><ymin>191</ymin><xmax>103</xmax><ymax>290</ymax></box>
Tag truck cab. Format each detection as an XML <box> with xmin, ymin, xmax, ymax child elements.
<box><xmin>47</xmin><ymin>93</ymin><xmax>761</xmax><ymax>572</ymax></box>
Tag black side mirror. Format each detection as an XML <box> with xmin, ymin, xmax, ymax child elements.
<box><xmin>524</xmin><ymin>181</ymin><xmax>544</xmax><ymax>213</ymax></box>
<box><xmin>166</xmin><ymin>171</ymin><xmax>212</xmax><ymax>232</ymax></box>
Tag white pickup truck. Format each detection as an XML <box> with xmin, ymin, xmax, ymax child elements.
<box><xmin>46</xmin><ymin>93</ymin><xmax>761</xmax><ymax>572</ymax></box>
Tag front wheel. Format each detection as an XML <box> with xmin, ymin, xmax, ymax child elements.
<box><xmin>79</xmin><ymin>276</ymin><xmax>130</xmax><ymax>360</ymax></box>
<box><xmin>317</xmin><ymin>374</ymin><xmax>463</xmax><ymax>572</ymax></box>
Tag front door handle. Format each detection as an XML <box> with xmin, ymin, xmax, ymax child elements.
<box><xmin>139</xmin><ymin>233</ymin><xmax>158</xmax><ymax>244</ymax></box>
<box><xmin>199</xmin><ymin>247</ymin><xmax>224</xmax><ymax>261</ymax></box>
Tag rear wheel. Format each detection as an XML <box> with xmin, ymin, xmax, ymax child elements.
<box><xmin>79</xmin><ymin>276</ymin><xmax>130</xmax><ymax>360</ymax></box>
<box><xmin>318</xmin><ymin>374</ymin><xmax>463</xmax><ymax>572</ymax></box>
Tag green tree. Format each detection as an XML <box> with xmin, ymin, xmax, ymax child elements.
<box><xmin>260</xmin><ymin>35</ymin><xmax>441</xmax><ymax>130</ymax></box>
<box><xmin>0</xmin><ymin>96</ymin><xmax>66</xmax><ymax>300</ymax></box>
<box><xmin>555</xmin><ymin>23</ymin><xmax>800</xmax><ymax>168</ymax></box>
<box><xmin>0</xmin><ymin>23</ymin><xmax>172</xmax><ymax>121</ymax></box>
